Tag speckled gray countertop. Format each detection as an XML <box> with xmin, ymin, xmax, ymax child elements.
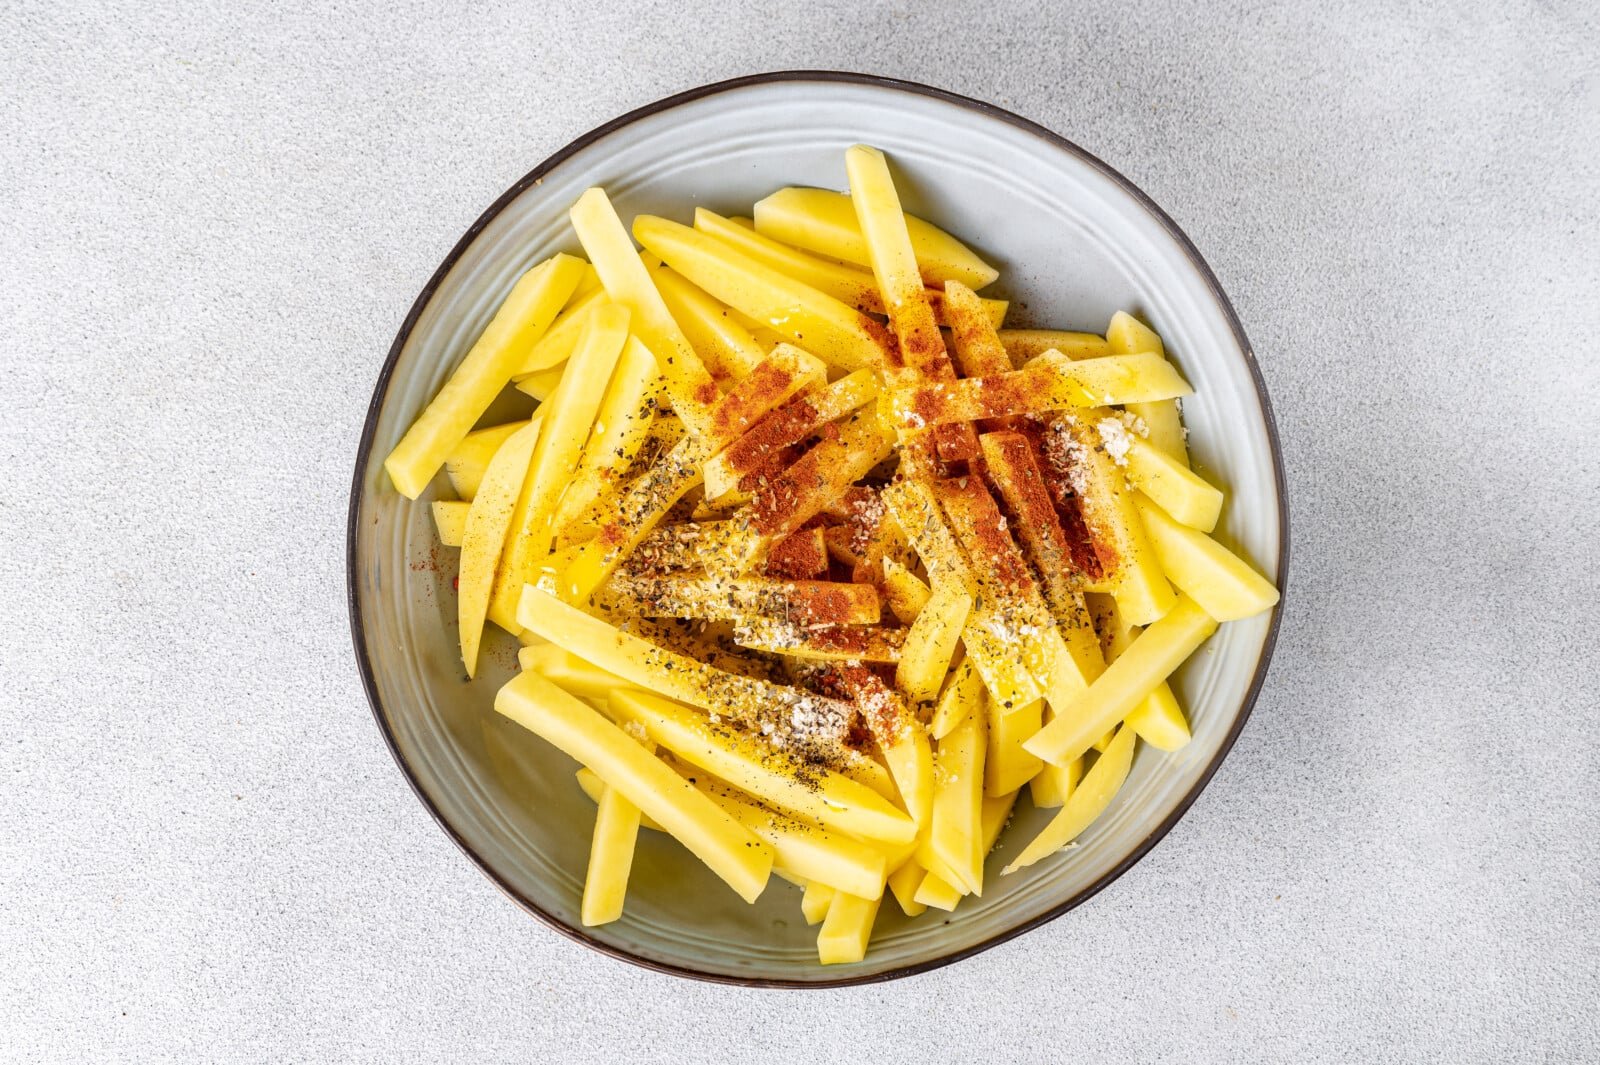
<box><xmin>3</xmin><ymin>2</ymin><xmax>1596</xmax><ymax>1061</ymax></box>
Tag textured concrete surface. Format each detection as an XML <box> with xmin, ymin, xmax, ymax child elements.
<box><xmin>3</xmin><ymin>1</ymin><xmax>1597</xmax><ymax>1061</ymax></box>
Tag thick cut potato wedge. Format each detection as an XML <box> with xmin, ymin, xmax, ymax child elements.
<box><xmin>384</xmin><ymin>253</ymin><xmax>585</xmax><ymax>498</ymax></box>
<box><xmin>1028</xmin><ymin>753</ymin><xmax>1082</xmax><ymax>810</ymax></box>
<box><xmin>494</xmin><ymin>672</ymin><xmax>772</xmax><ymax>902</ymax></box>
<box><xmin>517</xmin><ymin>643</ymin><xmax>643</xmax><ymax>700</ymax></box>
<box><xmin>753</xmin><ymin>186</ymin><xmax>999</xmax><ymax>289</ymax></box>
<box><xmin>930</xmin><ymin>657</ymin><xmax>983</xmax><ymax>741</ymax></box>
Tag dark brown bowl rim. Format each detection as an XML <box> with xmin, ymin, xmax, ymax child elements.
<box><xmin>346</xmin><ymin>70</ymin><xmax>1290</xmax><ymax>989</ymax></box>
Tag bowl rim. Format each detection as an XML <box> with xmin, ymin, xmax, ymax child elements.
<box><xmin>346</xmin><ymin>69</ymin><xmax>1290</xmax><ymax>988</ymax></box>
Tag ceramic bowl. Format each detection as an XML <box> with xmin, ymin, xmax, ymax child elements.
<box><xmin>348</xmin><ymin>72</ymin><xmax>1287</xmax><ymax>986</ymax></box>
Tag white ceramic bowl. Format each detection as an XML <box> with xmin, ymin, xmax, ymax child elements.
<box><xmin>348</xmin><ymin>73</ymin><xmax>1287</xmax><ymax>985</ymax></box>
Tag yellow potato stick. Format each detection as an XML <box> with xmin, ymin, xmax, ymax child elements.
<box><xmin>513</xmin><ymin>363</ymin><xmax>565</xmax><ymax>403</ymax></box>
<box><xmin>979</xmin><ymin>430</ymin><xmax>1096</xmax><ymax>623</ymax></box>
<box><xmin>885</xmin><ymin>859</ymin><xmax>928</xmax><ymax>918</ymax></box>
<box><xmin>1121</xmin><ymin>434</ymin><xmax>1223</xmax><ymax>532</ymax></box>
<box><xmin>516</xmin><ymin>586</ymin><xmax>859</xmax><ymax>761</ymax></box>
<box><xmin>1041</xmin><ymin>413</ymin><xmax>1176</xmax><ymax>627</ymax></box>
<box><xmin>493</xmin><ymin>303</ymin><xmax>632</xmax><ymax>621</ymax></box>
<box><xmin>457</xmin><ymin>418</ymin><xmax>543</xmax><ymax>671</ymax></box>
<box><xmin>834</xmin><ymin>665</ymin><xmax>933</xmax><ymax>828</ymax></box>
<box><xmin>1093</xmin><ymin>595</ymin><xmax>1191</xmax><ymax>752</ymax></box>
<box><xmin>1024</xmin><ymin>596</ymin><xmax>1217</xmax><ymax>766</ymax></box>
<box><xmin>887</xmin><ymin>352</ymin><xmax>1192</xmax><ymax>431</ymax></box>
<box><xmin>633</xmin><ymin>214</ymin><xmax>893</xmax><ymax>373</ymax></box>
<box><xmin>845</xmin><ymin>144</ymin><xmax>977</xmax><ymax>464</ymax></box>
<box><xmin>703</xmin><ymin>344</ymin><xmax>828</xmax><ymax>449</ymax></box>
<box><xmin>985</xmin><ymin>695</ymin><xmax>1043</xmax><ymax>797</ymax></box>
<box><xmin>1136</xmin><ymin>495</ymin><xmax>1280</xmax><ymax>621</ymax></box>
<box><xmin>998</xmin><ymin>329</ymin><xmax>1111</xmax><ymax>364</ymax></box>
<box><xmin>576</xmin><ymin>767</ymin><xmax>663</xmax><ymax>832</ymax></box>
<box><xmin>1005</xmin><ymin>724</ymin><xmax>1137</xmax><ymax>874</ymax></box>
<box><xmin>735</xmin><ymin>411</ymin><xmax>894</xmax><ymax>566</ymax></box>
<box><xmin>941</xmin><ymin>280</ymin><xmax>1015</xmax><ymax>379</ymax></box>
<box><xmin>1107</xmin><ymin>311</ymin><xmax>1189</xmax><ymax>465</ymax></box>
<box><xmin>930</xmin><ymin>657</ymin><xmax>983</xmax><ymax>741</ymax></box>
<box><xmin>980</xmin><ymin>790</ymin><xmax>1018</xmax><ymax>855</ymax></box>
<box><xmin>431</xmin><ymin>500</ymin><xmax>470</xmax><ymax>547</ymax></box>
<box><xmin>753</xmin><ymin>186</ymin><xmax>999</xmax><ymax>289</ymax></box>
<box><xmin>516</xmin><ymin>643</ymin><xmax>643</xmax><ymax>700</ymax></box>
<box><xmin>444</xmin><ymin>420</ymin><xmax>528</xmax><ymax>500</ymax></box>
<box><xmin>384</xmin><ymin>253</ymin><xmax>585</xmax><ymax>498</ymax></box>
<box><xmin>582</xmin><ymin>729</ymin><xmax>654</xmax><ymax>926</ymax></box>
<box><xmin>494</xmin><ymin>672</ymin><xmax>772</xmax><ymax>903</ymax></box>
<box><xmin>1028</xmin><ymin>754</ymin><xmax>1082</xmax><ymax>810</ymax></box>
<box><xmin>912</xmin><ymin>872</ymin><xmax>964</xmax><ymax>911</ymax></box>
<box><xmin>547</xmin><ymin>337</ymin><xmax>663</xmax><ymax>542</ymax></box>
<box><xmin>702</xmin><ymin>370</ymin><xmax>879</xmax><ymax>501</ymax></box>
<box><xmin>693</xmin><ymin>208</ymin><xmax>1007</xmax><ymax>330</ymax></box>
<box><xmin>932</xmin><ymin>475</ymin><xmax>1104</xmax><ymax>698</ymax></box>
<box><xmin>894</xmin><ymin>578</ymin><xmax>973</xmax><ymax>706</ymax></box>
<box><xmin>512</xmin><ymin>285</ymin><xmax>607</xmax><ymax>378</ymax></box>
<box><xmin>609</xmin><ymin>689</ymin><xmax>916</xmax><ymax>846</ymax></box>
<box><xmin>880</xmin><ymin>557</ymin><xmax>932</xmax><ymax>625</ymax></box>
<box><xmin>1125</xmin><ymin>684</ymin><xmax>1192</xmax><ymax>752</ymax></box>
<box><xmin>930</xmin><ymin>694</ymin><xmax>987</xmax><ymax>894</ymax></box>
<box><xmin>650</xmin><ymin>265</ymin><xmax>766</xmax><ymax>383</ymax></box>
<box><xmin>569</xmin><ymin>189</ymin><xmax>721</xmax><ymax>436</ymax></box>
<box><xmin>882</xmin><ymin>478</ymin><xmax>1041</xmax><ymax>709</ymax></box>
<box><xmin>609</xmin><ymin>574</ymin><xmax>881</xmax><ymax>626</ymax></box>
<box><xmin>817</xmin><ymin>890</ymin><xmax>880</xmax><ymax>965</ymax></box>
<box><xmin>555</xmin><ymin>434</ymin><xmax>710</xmax><ymax>603</ymax></box>
<box><xmin>682</xmin><ymin>771</ymin><xmax>889</xmax><ymax>899</ymax></box>
<box><xmin>801</xmin><ymin>881</ymin><xmax>836</xmax><ymax>925</ymax></box>
<box><xmin>733</xmin><ymin>619</ymin><xmax>905</xmax><ymax>664</ymax></box>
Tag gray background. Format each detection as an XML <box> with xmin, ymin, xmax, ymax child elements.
<box><xmin>3</xmin><ymin>0</ymin><xmax>1596</xmax><ymax>1061</ymax></box>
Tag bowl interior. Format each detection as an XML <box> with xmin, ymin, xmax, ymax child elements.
<box><xmin>350</xmin><ymin>76</ymin><xmax>1283</xmax><ymax>984</ymax></box>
